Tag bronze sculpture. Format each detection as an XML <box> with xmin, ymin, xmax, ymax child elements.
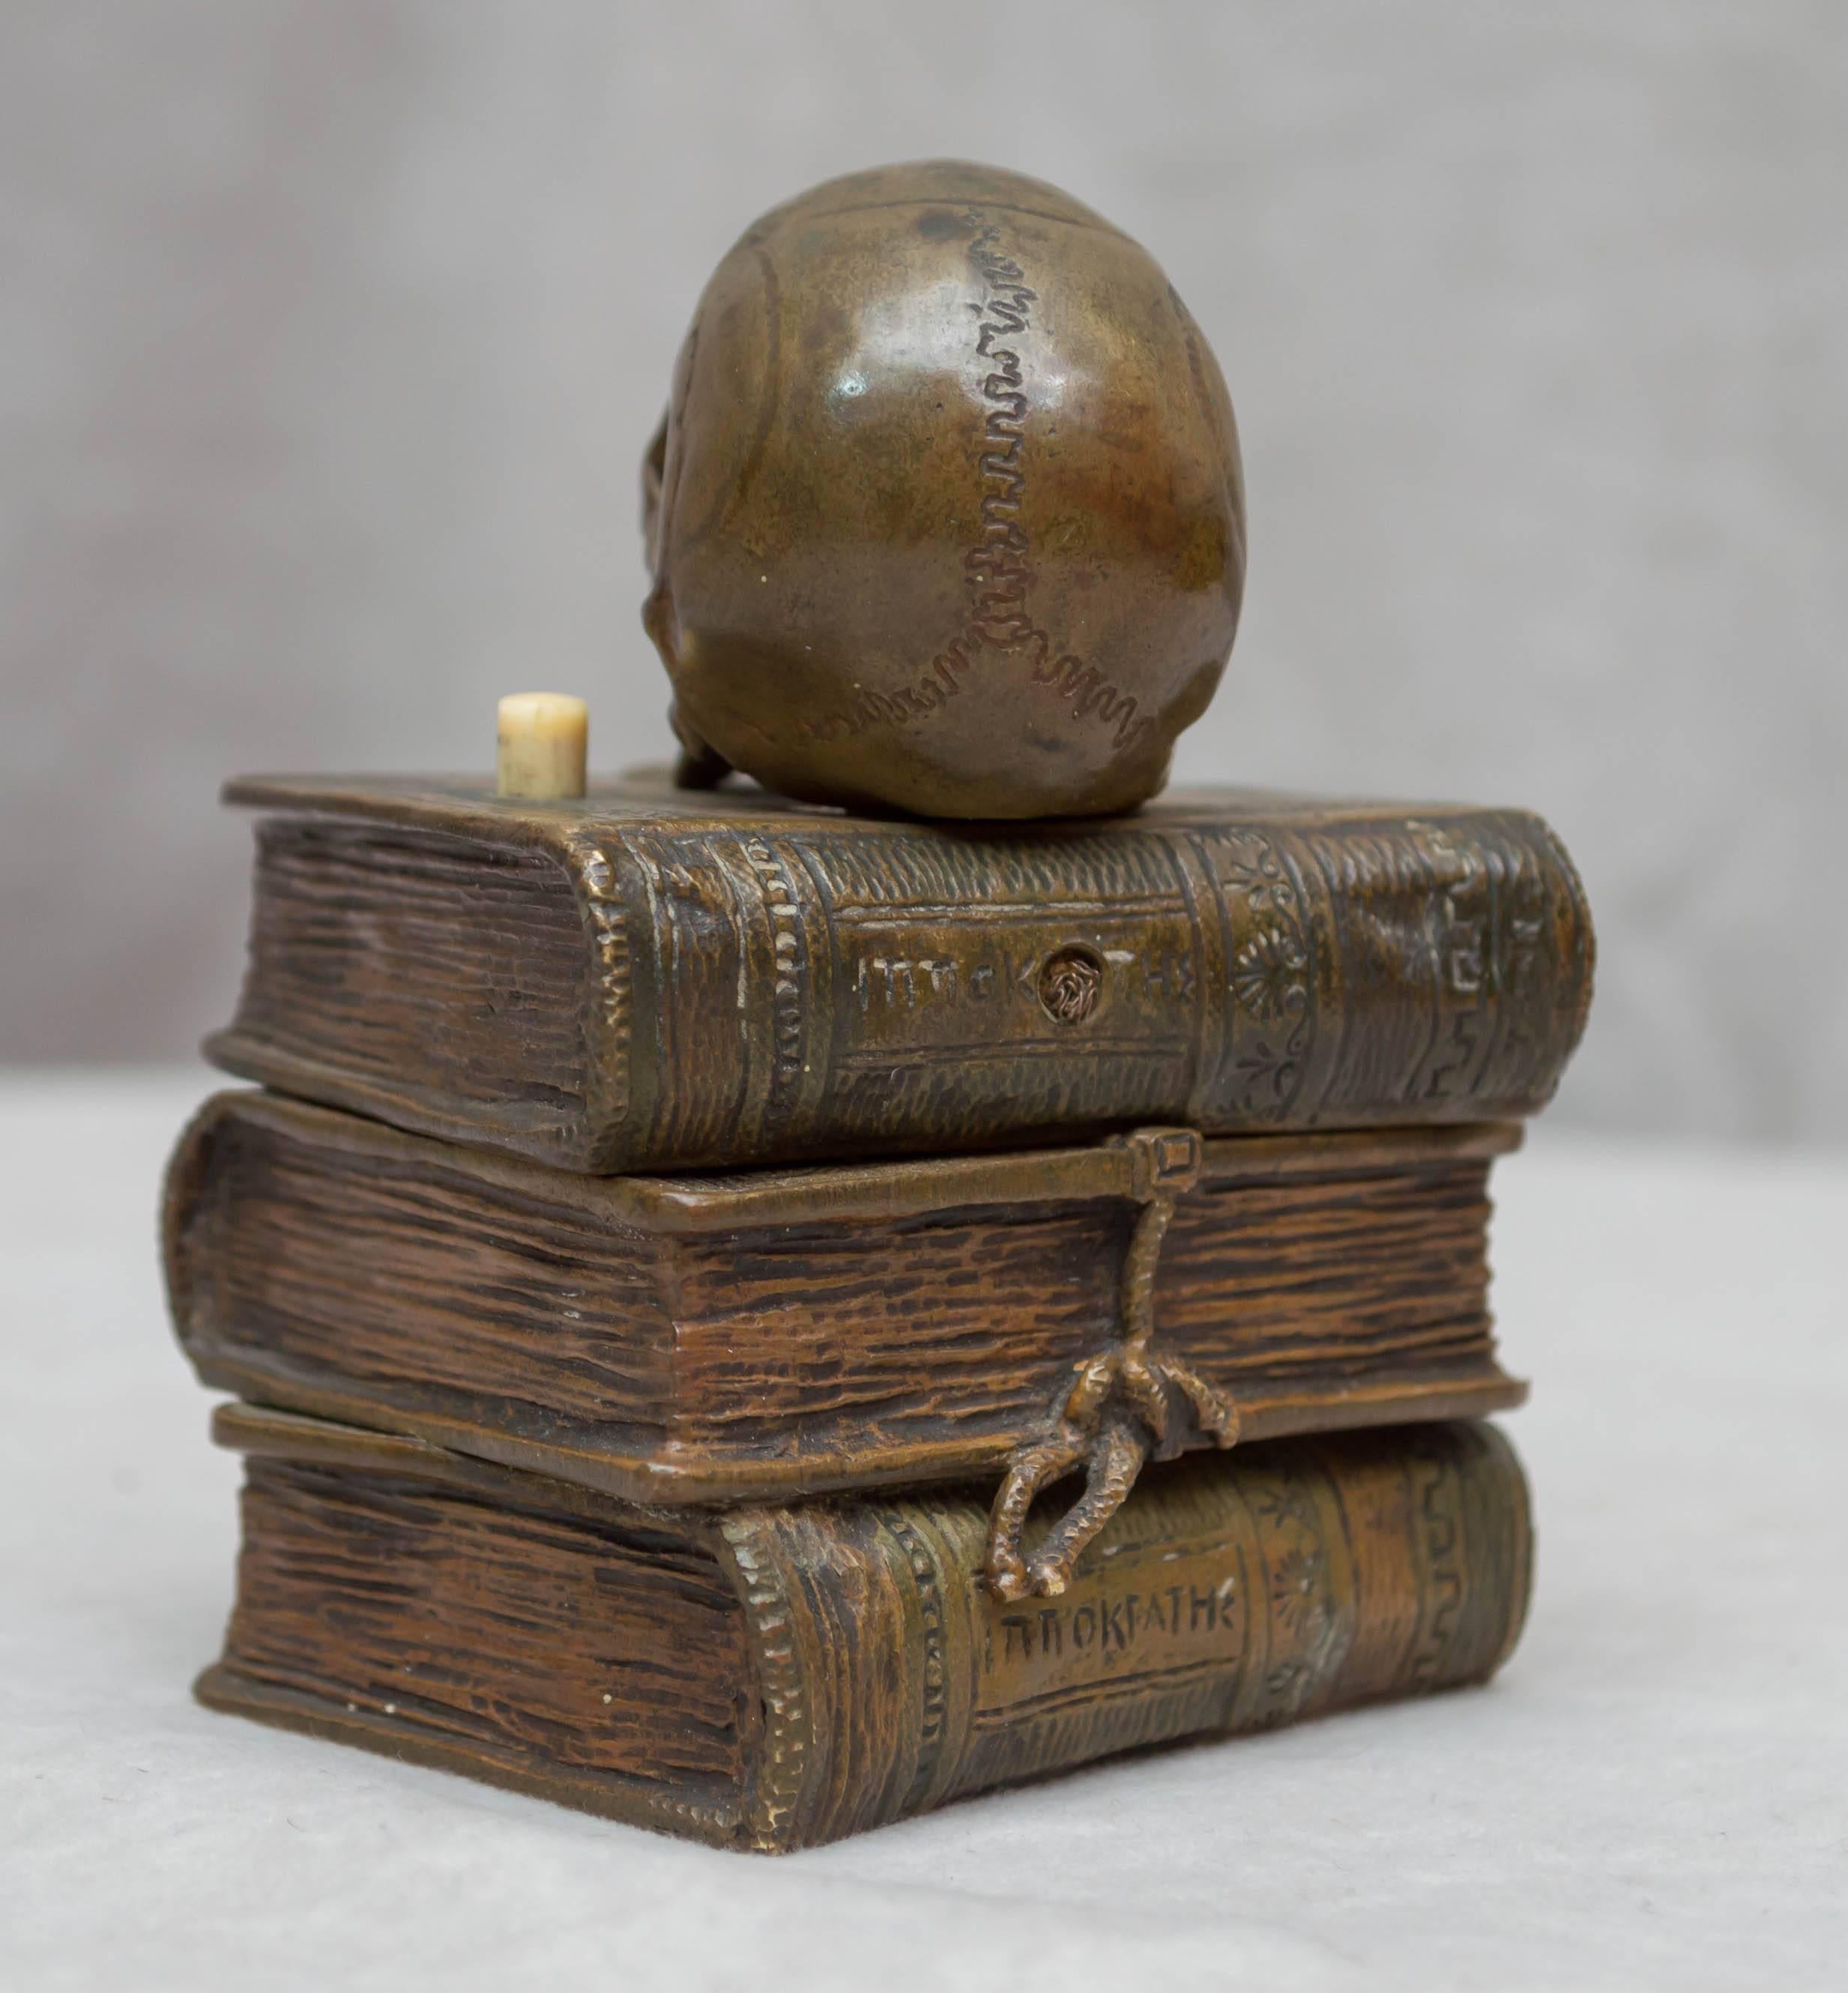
<box><xmin>169</xmin><ymin>157</ymin><xmax>1591</xmax><ymax>1850</ymax></box>
<box><xmin>642</xmin><ymin>160</ymin><xmax>1247</xmax><ymax>819</ymax></box>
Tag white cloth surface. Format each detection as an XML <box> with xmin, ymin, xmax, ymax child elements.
<box><xmin>3</xmin><ymin>1070</ymin><xmax>1844</xmax><ymax>1993</ymax></box>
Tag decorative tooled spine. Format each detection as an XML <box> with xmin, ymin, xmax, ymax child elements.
<box><xmin>716</xmin><ymin>1516</ymin><xmax>813</xmax><ymax>1853</ymax></box>
<box><xmin>561</xmin><ymin>832</ymin><xmax>632</xmax><ymax>1167</ymax></box>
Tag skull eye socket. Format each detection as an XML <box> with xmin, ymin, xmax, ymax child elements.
<box><xmin>1037</xmin><ymin>946</ymin><xmax>1105</xmax><ymax>1025</ymax></box>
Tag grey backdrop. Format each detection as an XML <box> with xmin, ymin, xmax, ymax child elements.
<box><xmin>4</xmin><ymin>1</ymin><xmax>1844</xmax><ymax>1143</ymax></box>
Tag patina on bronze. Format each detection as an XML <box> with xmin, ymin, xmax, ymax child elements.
<box><xmin>642</xmin><ymin>160</ymin><xmax>1246</xmax><ymax>820</ymax></box>
<box><xmin>199</xmin><ymin>1406</ymin><xmax>1533</xmax><ymax>1850</ymax></box>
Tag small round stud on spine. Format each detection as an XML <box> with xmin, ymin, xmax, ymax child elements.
<box><xmin>496</xmin><ymin>692</ymin><xmax>588</xmax><ymax>800</ymax></box>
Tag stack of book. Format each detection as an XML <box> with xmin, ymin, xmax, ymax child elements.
<box><xmin>164</xmin><ymin>769</ymin><xmax>1592</xmax><ymax>1851</ymax></box>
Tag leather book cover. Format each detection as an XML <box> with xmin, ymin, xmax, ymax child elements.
<box><xmin>205</xmin><ymin>769</ymin><xmax>1594</xmax><ymax>1174</ymax></box>
<box><xmin>199</xmin><ymin>1406</ymin><xmax>1533</xmax><ymax>1851</ymax></box>
<box><xmin>166</xmin><ymin>1090</ymin><xmax>1527</xmax><ymax>1507</ymax></box>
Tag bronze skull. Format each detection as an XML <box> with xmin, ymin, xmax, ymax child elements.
<box><xmin>642</xmin><ymin>160</ymin><xmax>1245</xmax><ymax>820</ymax></box>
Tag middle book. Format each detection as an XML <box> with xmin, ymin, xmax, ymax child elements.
<box><xmin>166</xmin><ymin>1092</ymin><xmax>1523</xmax><ymax>1527</ymax></box>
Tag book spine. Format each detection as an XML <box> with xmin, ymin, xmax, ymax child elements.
<box><xmin>719</xmin><ymin>1422</ymin><xmax>1530</xmax><ymax>1851</ymax></box>
<box><xmin>588</xmin><ymin>810</ymin><xmax>1591</xmax><ymax>1170</ymax></box>
<box><xmin>558</xmin><ymin>830</ymin><xmax>647</xmax><ymax>1171</ymax></box>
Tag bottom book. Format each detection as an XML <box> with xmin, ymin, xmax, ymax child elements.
<box><xmin>199</xmin><ymin>1404</ymin><xmax>1533</xmax><ymax>1852</ymax></box>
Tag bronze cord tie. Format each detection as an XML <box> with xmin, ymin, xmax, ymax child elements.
<box><xmin>985</xmin><ymin>1127</ymin><xmax>1242</xmax><ymax>1600</ymax></box>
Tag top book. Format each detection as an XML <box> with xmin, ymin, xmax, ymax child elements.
<box><xmin>207</xmin><ymin>770</ymin><xmax>1594</xmax><ymax>1176</ymax></box>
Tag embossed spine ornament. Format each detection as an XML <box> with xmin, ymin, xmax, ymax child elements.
<box><xmin>641</xmin><ymin>160</ymin><xmax>1246</xmax><ymax>819</ymax></box>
